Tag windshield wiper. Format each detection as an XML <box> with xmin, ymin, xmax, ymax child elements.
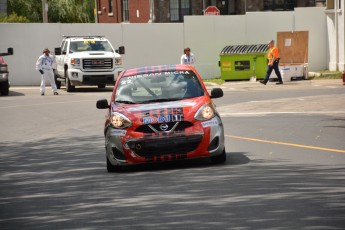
<box><xmin>115</xmin><ymin>100</ymin><xmax>136</xmax><ymax>104</ymax></box>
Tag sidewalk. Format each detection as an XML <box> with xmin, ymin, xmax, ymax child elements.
<box><xmin>204</xmin><ymin>79</ymin><xmax>344</xmax><ymax>91</ymax></box>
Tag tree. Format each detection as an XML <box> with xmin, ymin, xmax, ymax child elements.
<box><xmin>8</xmin><ymin>0</ymin><xmax>41</xmax><ymax>22</ymax></box>
<box><xmin>6</xmin><ymin>0</ymin><xmax>95</xmax><ymax>23</ymax></box>
<box><xmin>0</xmin><ymin>12</ymin><xmax>30</xmax><ymax>23</ymax></box>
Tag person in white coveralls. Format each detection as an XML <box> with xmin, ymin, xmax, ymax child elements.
<box><xmin>35</xmin><ymin>48</ymin><xmax>59</xmax><ymax>96</ymax></box>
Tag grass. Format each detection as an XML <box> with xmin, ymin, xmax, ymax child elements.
<box><xmin>309</xmin><ymin>70</ymin><xmax>342</xmax><ymax>80</ymax></box>
<box><xmin>203</xmin><ymin>78</ymin><xmax>225</xmax><ymax>85</ymax></box>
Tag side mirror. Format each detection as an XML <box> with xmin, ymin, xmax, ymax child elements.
<box><xmin>55</xmin><ymin>47</ymin><xmax>61</xmax><ymax>55</ymax></box>
<box><xmin>7</xmin><ymin>48</ymin><xmax>13</xmax><ymax>55</ymax></box>
<box><xmin>118</xmin><ymin>46</ymin><xmax>125</xmax><ymax>54</ymax></box>
<box><xmin>96</xmin><ymin>99</ymin><xmax>110</xmax><ymax>109</ymax></box>
<box><xmin>210</xmin><ymin>88</ymin><xmax>223</xmax><ymax>99</ymax></box>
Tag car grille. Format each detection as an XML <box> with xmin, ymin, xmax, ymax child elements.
<box><xmin>127</xmin><ymin>135</ymin><xmax>203</xmax><ymax>158</ymax></box>
<box><xmin>83</xmin><ymin>58</ymin><xmax>113</xmax><ymax>70</ymax></box>
<box><xmin>135</xmin><ymin>121</ymin><xmax>193</xmax><ymax>133</ymax></box>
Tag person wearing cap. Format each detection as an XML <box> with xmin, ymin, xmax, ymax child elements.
<box><xmin>35</xmin><ymin>48</ymin><xmax>59</xmax><ymax>95</ymax></box>
<box><xmin>260</xmin><ymin>40</ymin><xmax>283</xmax><ymax>85</ymax></box>
<box><xmin>181</xmin><ymin>47</ymin><xmax>196</xmax><ymax>66</ymax></box>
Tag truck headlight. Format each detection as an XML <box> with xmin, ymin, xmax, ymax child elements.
<box><xmin>110</xmin><ymin>112</ymin><xmax>131</xmax><ymax>129</ymax></box>
<box><xmin>71</xmin><ymin>58</ymin><xmax>80</xmax><ymax>66</ymax></box>
<box><xmin>115</xmin><ymin>58</ymin><xmax>122</xmax><ymax>66</ymax></box>
<box><xmin>194</xmin><ymin>104</ymin><xmax>216</xmax><ymax>121</ymax></box>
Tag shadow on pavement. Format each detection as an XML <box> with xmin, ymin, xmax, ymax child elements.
<box><xmin>0</xmin><ymin>136</ymin><xmax>344</xmax><ymax>229</ymax></box>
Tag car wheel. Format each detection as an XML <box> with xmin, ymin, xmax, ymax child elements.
<box><xmin>106</xmin><ymin>156</ymin><xmax>121</xmax><ymax>172</ymax></box>
<box><xmin>66</xmin><ymin>76</ymin><xmax>75</xmax><ymax>92</ymax></box>
<box><xmin>211</xmin><ymin>149</ymin><xmax>226</xmax><ymax>164</ymax></box>
<box><xmin>0</xmin><ymin>81</ymin><xmax>9</xmax><ymax>96</ymax></box>
<box><xmin>98</xmin><ymin>84</ymin><xmax>106</xmax><ymax>89</ymax></box>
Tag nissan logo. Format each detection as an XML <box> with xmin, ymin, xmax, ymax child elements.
<box><xmin>160</xmin><ymin>123</ymin><xmax>169</xmax><ymax>131</ymax></box>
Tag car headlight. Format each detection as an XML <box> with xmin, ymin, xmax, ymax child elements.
<box><xmin>115</xmin><ymin>58</ymin><xmax>122</xmax><ymax>66</ymax></box>
<box><xmin>71</xmin><ymin>58</ymin><xmax>80</xmax><ymax>66</ymax></box>
<box><xmin>110</xmin><ymin>112</ymin><xmax>132</xmax><ymax>129</ymax></box>
<box><xmin>194</xmin><ymin>104</ymin><xmax>216</xmax><ymax>121</ymax></box>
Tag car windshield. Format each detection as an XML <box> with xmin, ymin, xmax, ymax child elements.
<box><xmin>115</xmin><ymin>71</ymin><xmax>205</xmax><ymax>104</ymax></box>
<box><xmin>69</xmin><ymin>40</ymin><xmax>114</xmax><ymax>53</ymax></box>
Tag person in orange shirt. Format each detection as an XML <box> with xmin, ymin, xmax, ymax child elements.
<box><xmin>260</xmin><ymin>40</ymin><xmax>283</xmax><ymax>85</ymax></box>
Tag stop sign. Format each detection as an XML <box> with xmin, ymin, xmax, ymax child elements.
<box><xmin>204</xmin><ymin>6</ymin><xmax>220</xmax><ymax>16</ymax></box>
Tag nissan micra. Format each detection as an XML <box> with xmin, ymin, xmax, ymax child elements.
<box><xmin>96</xmin><ymin>64</ymin><xmax>226</xmax><ymax>172</ymax></box>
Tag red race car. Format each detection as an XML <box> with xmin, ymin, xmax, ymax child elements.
<box><xmin>96</xmin><ymin>64</ymin><xmax>226</xmax><ymax>172</ymax></box>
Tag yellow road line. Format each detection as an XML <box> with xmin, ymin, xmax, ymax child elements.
<box><xmin>225</xmin><ymin>134</ymin><xmax>345</xmax><ymax>154</ymax></box>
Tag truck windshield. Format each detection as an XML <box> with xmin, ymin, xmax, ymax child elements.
<box><xmin>69</xmin><ymin>41</ymin><xmax>114</xmax><ymax>53</ymax></box>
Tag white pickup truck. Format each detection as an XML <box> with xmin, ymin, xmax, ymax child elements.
<box><xmin>54</xmin><ymin>36</ymin><xmax>125</xmax><ymax>92</ymax></box>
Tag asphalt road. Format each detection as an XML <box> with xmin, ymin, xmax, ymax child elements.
<box><xmin>0</xmin><ymin>80</ymin><xmax>345</xmax><ymax>229</ymax></box>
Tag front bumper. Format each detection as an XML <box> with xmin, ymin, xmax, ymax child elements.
<box><xmin>105</xmin><ymin>116</ymin><xmax>225</xmax><ymax>166</ymax></box>
<box><xmin>67</xmin><ymin>67</ymin><xmax>124</xmax><ymax>86</ymax></box>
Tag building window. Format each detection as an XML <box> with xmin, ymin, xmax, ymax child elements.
<box><xmin>108</xmin><ymin>0</ymin><xmax>113</xmax><ymax>13</ymax></box>
<box><xmin>263</xmin><ymin>0</ymin><xmax>296</xmax><ymax>11</ymax></box>
<box><xmin>97</xmin><ymin>0</ymin><xmax>101</xmax><ymax>13</ymax></box>
<box><xmin>170</xmin><ymin>0</ymin><xmax>191</xmax><ymax>22</ymax></box>
<box><xmin>122</xmin><ymin>0</ymin><xmax>129</xmax><ymax>21</ymax></box>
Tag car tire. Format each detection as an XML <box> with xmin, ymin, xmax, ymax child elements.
<box><xmin>106</xmin><ymin>156</ymin><xmax>121</xmax><ymax>172</ymax></box>
<box><xmin>66</xmin><ymin>76</ymin><xmax>75</xmax><ymax>92</ymax></box>
<box><xmin>0</xmin><ymin>81</ymin><xmax>9</xmax><ymax>96</ymax></box>
<box><xmin>211</xmin><ymin>149</ymin><xmax>226</xmax><ymax>164</ymax></box>
<box><xmin>98</xmin><ymin>84</ymin><xmax>106</xmax><ymax>89</ymax></box>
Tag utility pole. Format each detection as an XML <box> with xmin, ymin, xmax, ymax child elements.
<box><xmin>42</xmin><ymin>0</ymin><xmax>48</xmax><ymax>23</ymax></box>
<box><xmin>94</xmin><ymin>0</ymin><xmax>98</xmax><ymax>23</ymax></box>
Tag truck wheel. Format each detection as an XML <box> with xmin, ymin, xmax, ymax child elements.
<box><xmin>66</xmin><ymin>77</ymin><xmax>75</xmax><ymax>92</ymax></box>
<box><xmin>0</xmin><ymin>81</ymin><xmax>9</xmax><ymax>96</ymax></box>
<box><xmin>98</xmin><ymin>84</ymin><xmax>106</xmax><ymax>89</ymax></box>
<box><xmin>54</xmin><ymin>74</ymin><xmax>61</xmax><ymax>89</ymax></box>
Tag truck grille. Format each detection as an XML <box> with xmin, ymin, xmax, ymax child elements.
<box><xmin>83</xmin><ymin>58</ymin><xmax>113</xmax><ymax>70</ymax></box>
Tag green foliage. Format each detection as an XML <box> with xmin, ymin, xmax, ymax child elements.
<box><xmin>6</xmin><ymin>0</ymin><xmax>95</xmax><ymax>23</ymax></box>
<box><xmin>0</xmin><ymin>12</ymin><xmax>30</xmax><ymax>23</ymax></box>
<box><xmin>8</xmin><ymin>0</ymin><xmax>41</xmax><ymax>22</ymax></box>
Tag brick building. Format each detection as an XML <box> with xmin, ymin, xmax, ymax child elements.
<box><xmin>0</xmin><ymin>0</ymin><xmax>7</xmax><ymax>15</ymax></box>
<box><xmin>96</xmin><ymin>0</ymin><xmax>326</xmax><ymax>23</ymax></box>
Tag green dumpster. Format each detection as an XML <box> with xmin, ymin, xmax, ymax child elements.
<box><xmin>219</xmin><ymin>44</ymin><xmax>268</xmax><ymax>80</ymax></box>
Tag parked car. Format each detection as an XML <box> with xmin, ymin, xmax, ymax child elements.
<box><xmin>96</xmin><ymin>64</ymin><xmax>226</xmax><ymax>172</ymax></box>
<box><xmin>0</xmin><ymin>48</ymin><xmax>13</xmax><ymax>96</ymax></box>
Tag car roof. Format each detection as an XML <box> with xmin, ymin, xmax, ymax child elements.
<box><xmin>122</xmin><ymin>64</ymin><xmax>196</xmax><ymax>77</ymax></box>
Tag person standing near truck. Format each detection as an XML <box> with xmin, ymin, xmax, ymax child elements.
<box><xmin>35</xmin><ymin>48</ymin><xmax>59</xmax><ymax>96</ymax></box>
<box><xmin>259</xmin><ymin>40</ymin><xmax>283</xmax><ymax>85</ymax></box>
<box><xmin>181</xmin><ymin>47</ymin><xmax>196</xmax><ymax>66</ymax></box>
